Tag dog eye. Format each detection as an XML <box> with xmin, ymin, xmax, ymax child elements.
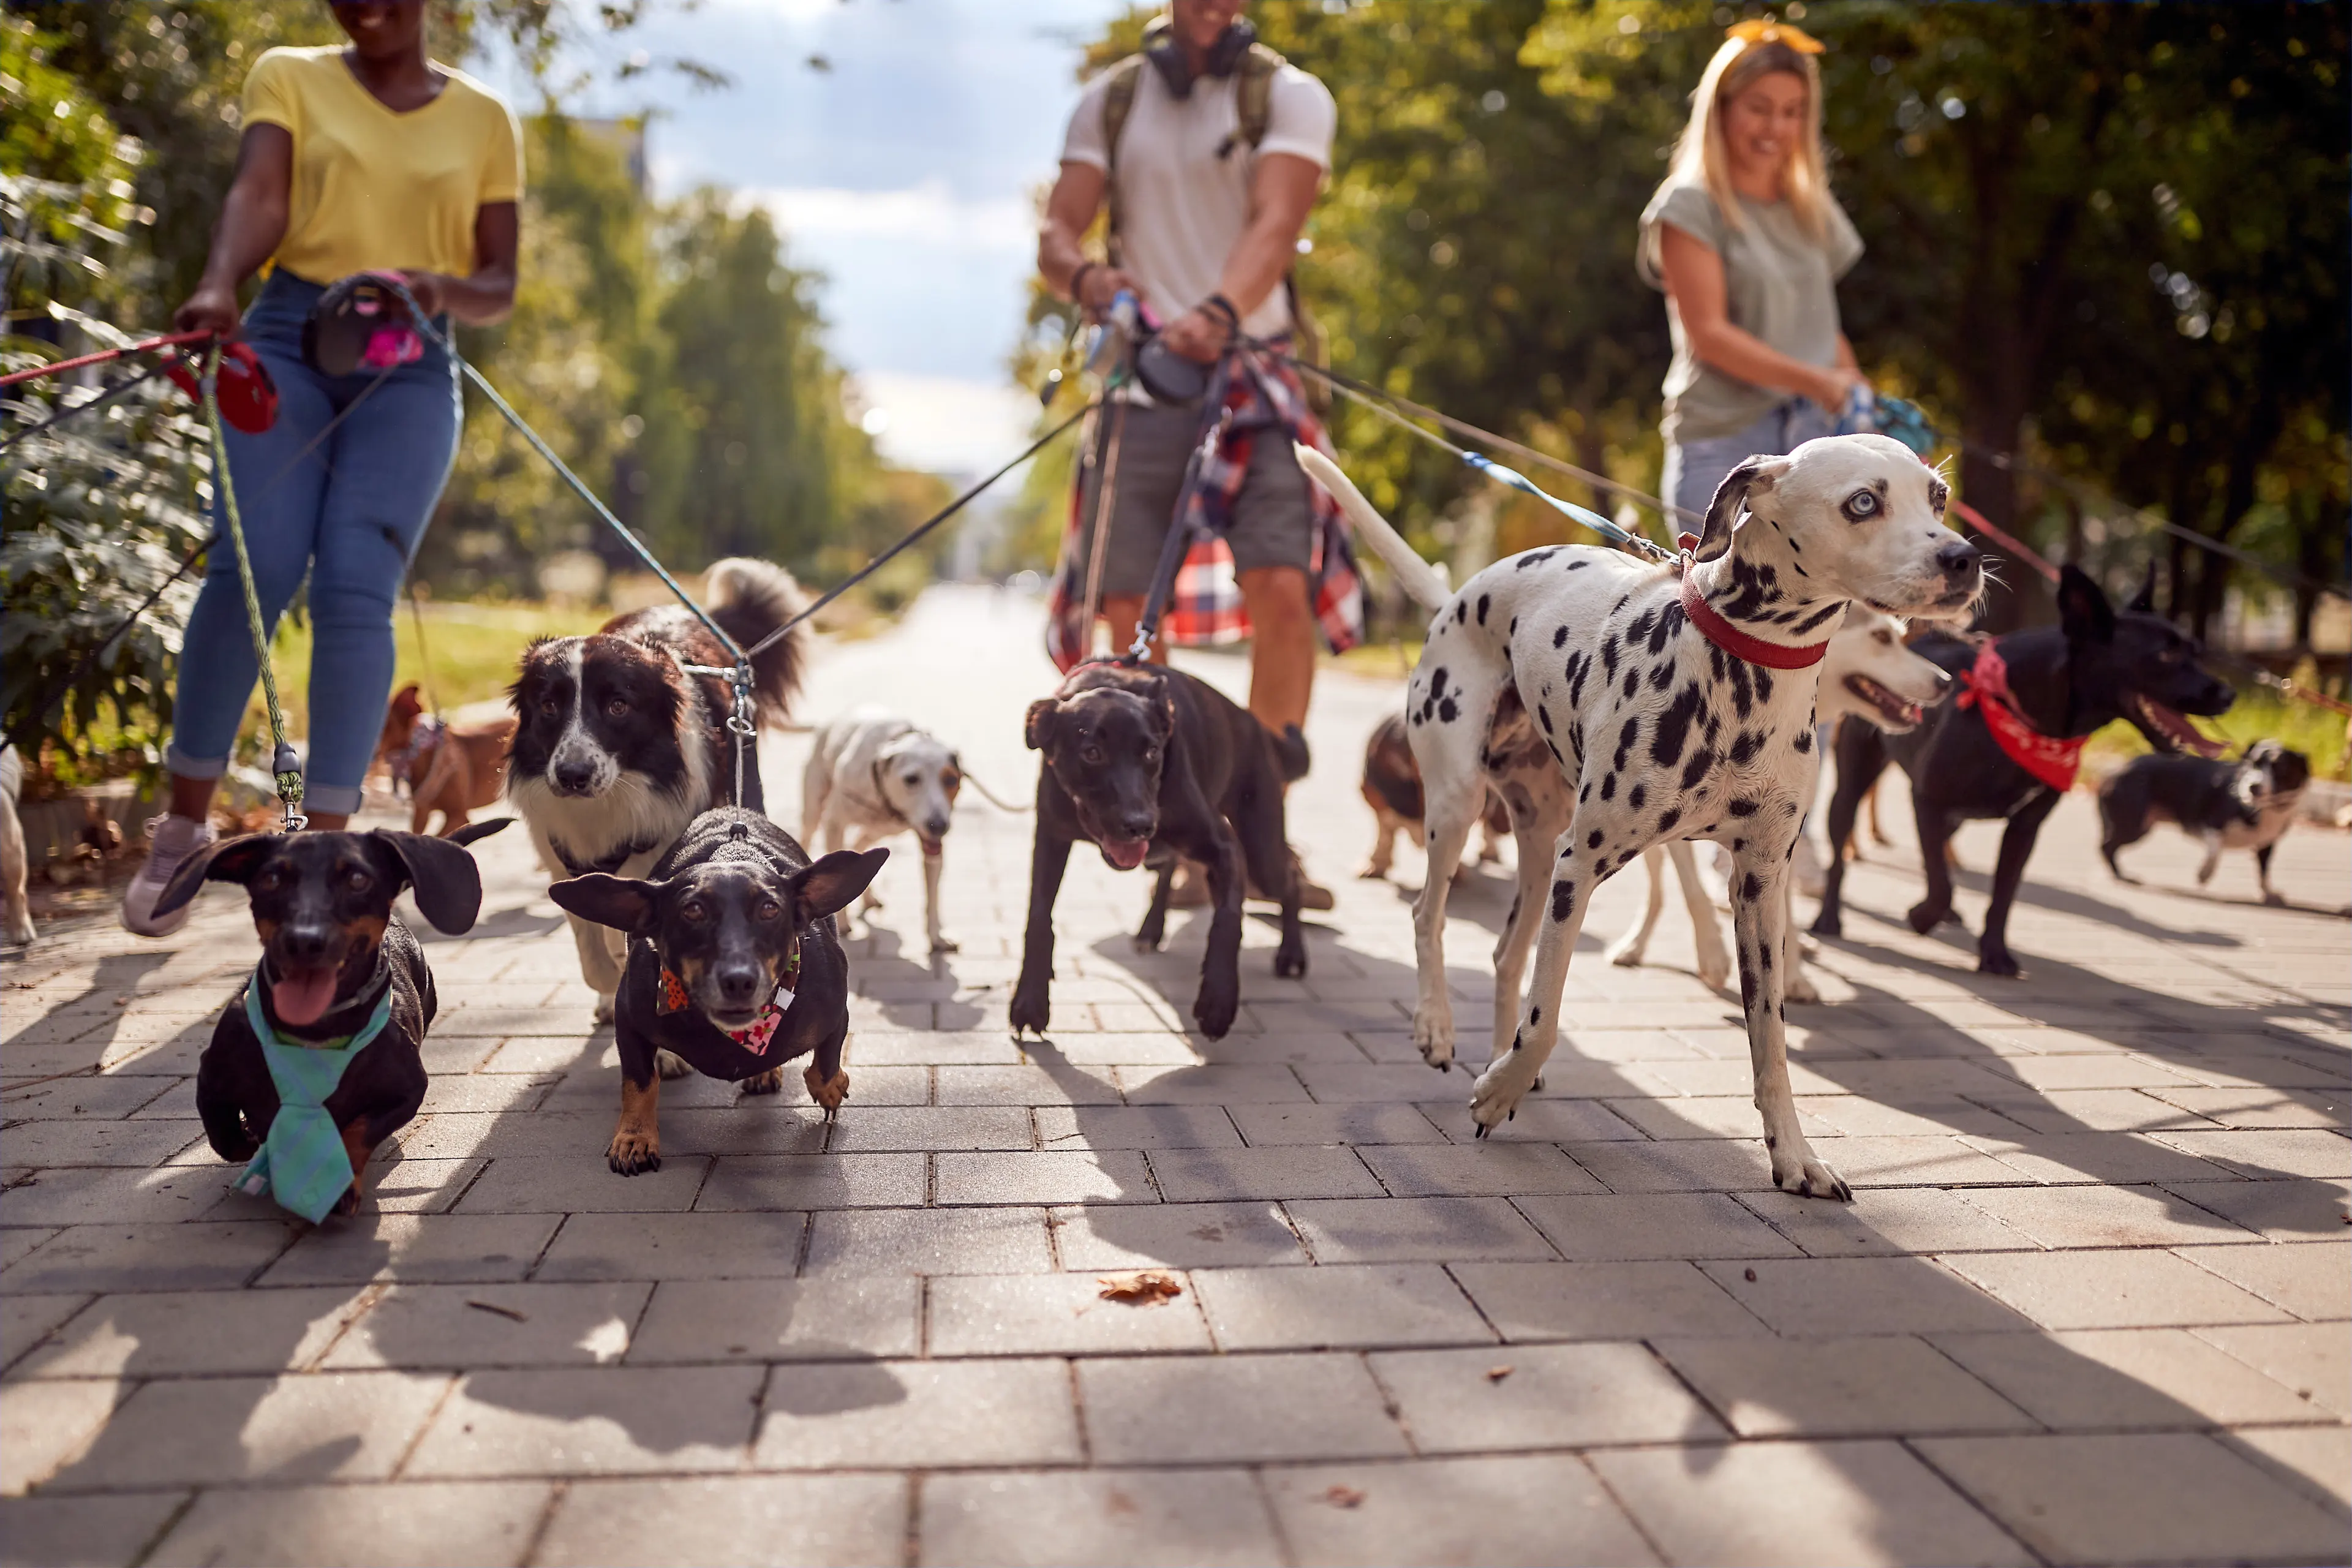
<box><xmin>1873</xmin><ymin>629</ymin><xmax>1893</xmax><ymax>645</ymax></box>
<box><xmin>540</xmin><ymin>698</ymin><xmax>560</xmax><ymax>717</ymax></box>
<box><xmin>1080</xmin><ymin>745</ymin><xmax>1106</xmax><ymax>764</ymax></box>
<box><xmin>1842</xmin><ymin>490</ymin><xmax>1881</xmax><ymax>521</ymax></box>
<box><xmin>1142</xmin><ymin>746</ymin><xmax>1161</xmax><ymax>764</ymax></box>
<box><xmin>605</xmin><ymin>696</ymin><xmax>629</xmax><ymax>718</ymax></box>
<box><xmin>903</xmin><ymin>772</ymin><xmax>921</xmax><ymax>785</ymax></box>
<box><xmin>756</xmin><ymin>899</ymin><xmax>780</xmax><ymax>921</ymax></box>
<box><xmin>681</xmin><ymin>900</ymin><xmax>709</xmax><ymax>923</ymax></box>
<box><xmin>344</xmin><ymin>869</ymin><xmax>372</xmax><ymax>892</ymax></box>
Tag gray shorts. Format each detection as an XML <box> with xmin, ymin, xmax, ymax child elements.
<box><xmin>1072</xmin><ymin>400</ymin><xmax>1315</xmax><ymax>598</ymax></box>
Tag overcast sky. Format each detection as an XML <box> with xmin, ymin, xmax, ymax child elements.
<box><xmin>482</xmin><ymin>0</ymin><xmax>1131</xmax><ymax>474</ymax></box>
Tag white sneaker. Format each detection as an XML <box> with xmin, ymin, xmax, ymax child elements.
<box><xmin>120</xmin><ymin>814</ymin><xmax>216</xmax><ymax>937</ymax></box>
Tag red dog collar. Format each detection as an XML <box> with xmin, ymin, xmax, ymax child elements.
<box><xmin>1956</xmin><ymin>641</ymin><xmax>2082</xmax><ymax>791</ymax></box>
<box><xmin>1678</xmin><ymin>568</ymin><xmax>1831</xmax><ymax>671</ymax></box>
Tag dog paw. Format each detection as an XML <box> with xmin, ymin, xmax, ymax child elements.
<box><xmin>1904</xmin><ymin>900</ymin><xmax>1947</xmax><ymax>935</ymax></box>
<box><xmin>1771</xmin><ymin>1145</ymin><xmax>1853</xmax><ymax>1202</ymax></box>
<box><xmin>1606</xmin><ymin>940</ymin><xmax>1644</xmax><ymax>970</ymax></box>
<box><xmin>1274</xmin><ymin>938</ymin><xmax>1308</xmax><ymax>980</ymax></box>
<box><xmin>804</xmin><ymin>1065</ymin><xmax>850</xmax><ymax>1117</ymax></box>
<box><xmin>929</xmin><ymin>934</ymin><xmax>961</xmax><ymax>955</ymax></box>
<box><xmin>1809</xmin><ymin>910</ymin><xmax>1842</xmax><ymax>939</ymax></box>
<box><xmin>1468</xmin><ymin>1056</ymin><xmax>1536</xmax><ymax>1135</ymax></box>
<box><xmin>1356</xmin><ymin>862</ymin><xmax>1387</xmax><ymax>881</ymax></box>
<box><xmin>332</xmin><ymin>1185</ymin><xmax>361</xmax><ymax>1218</ymax></box>
<box><xmin>1977</xmin><ymin>947</ymin><xmax>2023</xmax><ymax>979</ymax></box>
<box><xmin>1412</xmin><ymin>1011</ymin><xmax>1457</xmax><ymax>1072</ymax></box>
<box><xmin>1696</xmin><ymin>957</ymin><xmax>1733</xmax><ymax>993</ymax></box>
<box><xmin>2262</xmin><ymin>890</ymin><xmax>2286</xmax><ymax>908</ymax></box>
<box><xmin>608</xmin><ymin>1130</ymin><xmax>662</xmax><ymax>1175</ymax></box>
<box><xmin>742</xmin><ymin>1067</ymin><xmax>785</xmax><ymax>1096</ymax></box>
<box><xmin>1784</xmin><ymin>971</ymin><xmax>1821</xmax><ymax>1006</ymax></box>
<box><xmin>655</xmin><ymin>1049</ymin><xmax>695</xmax><ymax>1080</ymax></box>
<box><xmin>1192</xmin><ymin>985</ymin><xmax>1239</xmax><ymax>1040</ymax></box>
<box><xmin>592</xmin><ymin>992</ymin><xmax>617</xmax><ymax>1025</ymax></box>
<box><xmin>1008</xmin><ymin>981</ymin><xmax>1050</xmax><ymax>1038</ymax></box>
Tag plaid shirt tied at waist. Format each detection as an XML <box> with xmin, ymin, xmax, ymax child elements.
<box><xmin>1047</xmin><ymin>347</ymin><xmax>1365</xmax><ymax>673</ymax></box>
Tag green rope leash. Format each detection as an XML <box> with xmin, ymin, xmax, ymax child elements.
<box><xmin>200</xmin><ymin>343</ymin><xmax>305</xmax><ymax>831</ymax></box>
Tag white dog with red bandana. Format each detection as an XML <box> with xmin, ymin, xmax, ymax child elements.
<box><xmin>1299</xmin><ymin>436</ymin><xmax>1981</xmax><ymax>1200</ymax></box>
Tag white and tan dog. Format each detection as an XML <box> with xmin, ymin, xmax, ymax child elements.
<box><xmin>1301</xmin><ymin>435</ymin><xmax>1981</xmax><ymax>1200</ymax></box>
<box><xmin>803</xmin><ymin>709</ymin><xmax>1020</xmax><ymax>955</ymax></box>
<box><xmin>1604</xmin><ymin>609</ymin><xmax>1951</xmax><ymax>1002</ymax></box>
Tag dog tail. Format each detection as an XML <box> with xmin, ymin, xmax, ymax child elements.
<box><xmin>1294</xmin><ymin>445</ymin><xmax>1451</xmax><ymax>614</ymax></box>
<box><xmin>705</xmin><ymin>558</ymin><xmax>807</xmax><ymax>720</ymax></box>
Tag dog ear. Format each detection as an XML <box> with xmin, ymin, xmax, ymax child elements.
<box><xmin>1023</xmin><ymin>699</ymin><xmax>1057</xmax><ymax>752</ymax></box>
<box><xmin>390</xmin><ymin>684</ymin><xmax>424</xmax><ymax>721</ymax></box>
<box><xmin>1692</xmin><ymin>454</ymin><xmax>1790</xmax><ymax>564</ymax></box>
<box><xmin>366</xmin><ymin>830</ymin><xmax>487</xmax><ymax>934</ymax></box>
<box><xmin>548</xmin><ymin>872</ymin><xmax>665</xmax><ymax>935</ymax></box>
<box><xmin>792</xmin><ymin>848</ymin><xmax>889</xmax><ymax>922</ymax></box>
<box><xmin>445</xmin><ymin>817</ymin><xmax>513</xmax><ymax>848</ymax></box>
<box><xmin>151</xmin><ymin>832</ymin><xmax>276</xmax><ymax>919</ymax></box>
<box><xmin>2125</xmin><ymin>562</ymin><xmax>2158</xmax><ymax>615</ymax></box>
<box><xmin>2055</xmin><ymin>564</ymin><xmax>2117</xmax><ymax>644</ymax></box>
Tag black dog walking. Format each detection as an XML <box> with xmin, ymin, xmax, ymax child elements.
<box><xmin>1014</xmin><ymin>661</ymin><xmax>1308</xmax><ymax>1041</ymax></box>
<box><xmin>550</xmin><ymin>807</ymin><xmax>885</xmax><ymax>1174</ymax></box>
<box><xmin>1814</xmin><ymin>567</ymin><xmax>2233</xmax><ymax>975</ymax></box>
<box><xmin>157</xmin><ymin>821</ymin><xmax>507</xmax><ymax>1221</ymax></box>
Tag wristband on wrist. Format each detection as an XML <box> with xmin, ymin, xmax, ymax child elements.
<box><xmin>1069</xmin><ymin>262</ymin><xmax>1099</xmax><ymax>306</ymax></box>
<box><xmin>1201</xmin><ymin>293</ymin><xmax>1241</xmax><ymax>336</ymax></box>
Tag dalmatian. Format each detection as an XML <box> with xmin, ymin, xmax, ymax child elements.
<box><xmin>802</xmin><ymin>708</ymin><xmax>1021</xmax><ymax>955</ymax></box>
<box><xmin>1298</xmin><ymin>436</ymin><xmax>1981</xmax><ymax>1200</ymax></box>
<box><xmin>1605</xmin><ymin>608</ymin><xmax>1953</xmax><ymax>1003</ymax></box>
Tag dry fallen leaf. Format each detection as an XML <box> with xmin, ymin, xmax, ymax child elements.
<box><xmin>465</xmin><ymin>1298</ymin><xmax>529</xmax><ymax>1322</ymax></box>
<box><xmin>1486</xmin><ymin>1365</ymin><xmax>1514</xmax><ymax>1382</ymax></box>
<box><xmin>1097</xmin><ymin>1270</ymin><xmax>1183</xmax><ymax>1305</ymax></box>
<box><xmin>1321</xmin><ymin>1485</ymin><xmax>1366</xmax><ymax>1509</ymax></box>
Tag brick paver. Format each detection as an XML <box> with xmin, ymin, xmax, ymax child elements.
<box><xmin>3</xmin><ymin>586</ymin><xmax>2346</xmax><ymax>1566</ymax></box>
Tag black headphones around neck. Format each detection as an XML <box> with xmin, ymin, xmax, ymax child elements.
<box><xmin>1144</xmin><ymin>15</ymin><xmax>1257</xmax><ymax>100</ymax></box>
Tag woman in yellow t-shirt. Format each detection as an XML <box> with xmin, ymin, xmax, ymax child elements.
<box><xmin>125</xmin><ymin>0</ymin><xmax>523</xmax><ymax>936</ymax></box>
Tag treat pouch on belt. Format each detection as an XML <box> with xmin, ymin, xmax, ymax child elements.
<box><xmin>235</xmin><ymin>977</ymin><xmax>394</xmax><ymax>1223</ymax></box>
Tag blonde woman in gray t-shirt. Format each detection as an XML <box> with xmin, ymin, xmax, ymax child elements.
<box><xmin>1641</xmin><ymin>20</ymin><xmax>1869</xmax><ymax>522</ymax></box>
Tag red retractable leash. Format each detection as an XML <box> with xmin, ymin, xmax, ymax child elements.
<box><xmin>2</xmin><ymin>328</ymin><xmax>279</xmax><ymax>435</ymax></box>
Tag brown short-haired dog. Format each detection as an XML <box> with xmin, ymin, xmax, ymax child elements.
<box><xmin>377</xmin><ymin>685</ymin><xmax>518</xmax><ymax>838</ymax></box>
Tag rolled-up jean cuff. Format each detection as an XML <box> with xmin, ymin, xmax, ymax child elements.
<box><xmin>164</xmin><ymin>745</ymin><xmax>229</xmax><ymax>780</ymax></box>
<box><xmin>304</xmin><ymin>784</ymin><xmax>363</xmax><ymax>816</ymax></box>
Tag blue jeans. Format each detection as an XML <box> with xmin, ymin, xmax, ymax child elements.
<box><xmin>165</xmin><ymin>271</ymin><xmax>460</xmax><ymax>816</ymax></box>
<box><xmin>1660</xmin><ymin>401</ymin><xmax>1836</xmax><ymax>526</ymax></box>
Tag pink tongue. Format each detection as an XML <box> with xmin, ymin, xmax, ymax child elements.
<box><xmin>273</xmin><ymin>967</ymin><xmax>341</xmax><ymax>1027</ymax></box>
<box><xmin>1102</xmin><ymin>837</ymin><xmax>1149</xmax><ymax>870</ymax></box>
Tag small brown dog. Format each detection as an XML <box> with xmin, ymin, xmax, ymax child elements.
<box><xmin>1359</xmin><ymin>712</ymin><xmax>1509</xmax><ymax>881</ymax></box>
<box><xmin>377</xmin><ymin>684</ymin><xmax>518</xmax><ymax>838</ymax></box>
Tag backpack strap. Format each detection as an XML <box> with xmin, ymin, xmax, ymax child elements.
<box><xmin>1101</xmin><ymin>40</ymin><xmax>1291</xmax><ymax>263</ymax></box>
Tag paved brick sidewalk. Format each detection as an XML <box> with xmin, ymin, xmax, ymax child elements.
<box><xmin>3</xmin><ymin>586</ymin><xmax>2346</xmax><ymax>1567</ymax></box>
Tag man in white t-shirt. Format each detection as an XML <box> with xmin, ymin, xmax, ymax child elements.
<box><xmin>1038</xmin><ymin>0</ymin><xmax>1336</xmax><ymax>750</ymax></box>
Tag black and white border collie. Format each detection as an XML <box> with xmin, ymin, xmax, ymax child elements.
<box><xmin>510</xmin><ymin>559</ymin><xmax>807</xmax><ymax>1022</ymax></box>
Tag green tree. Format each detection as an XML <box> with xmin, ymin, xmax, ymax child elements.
<box><xmin>635</xmin><ymin>193</ymin><xmax>850</xmax><ymax>572</ymax></box>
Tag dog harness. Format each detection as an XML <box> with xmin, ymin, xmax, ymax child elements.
<box><xmin>656</xmin><ymin>945</ymin><xmax>802</xmax><ymax>1056</ymax></box>
<box><xmin>1673</xmin><ymin>545</ymin><xmax>1832</xmax><ymax>671</ymax></box>
<box><xmin>235</xmin><ymin>971</ymin><xmax>395</xmax><ymax>1224</ymax></box>
<box><xmin>1957</xmin><ymin>641</ymin><xmax>2082</xmax><ymax>791</ymax></box>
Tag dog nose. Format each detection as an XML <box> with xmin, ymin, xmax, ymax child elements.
<box><xmin>554</xmin><ymin>760</ymin><xmax>595</xmax><ymax>792</ymax></box>
<box><xmin>922</xmin><ymin>814</ymin><xmax>949</xmax><ymax>840</ymax></box>
<box><xmin>281</xmin><ymin>924</ymin><xmax>332</xmax><ymax>965</ymax></box>
<box><xmin>1118</xmin><ymin>813</ymin><xmax>1156</xmax><ymax>841</ymax></box>
<box><xmin>1936</xmin><ymin>540</ymin><xmax>1981</xmax><ymax>579</ymax></box>
<box><xmin>713</xmin><ymin>963</ymin><xmax>764</xmax><ymax>1008</ymax></box>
